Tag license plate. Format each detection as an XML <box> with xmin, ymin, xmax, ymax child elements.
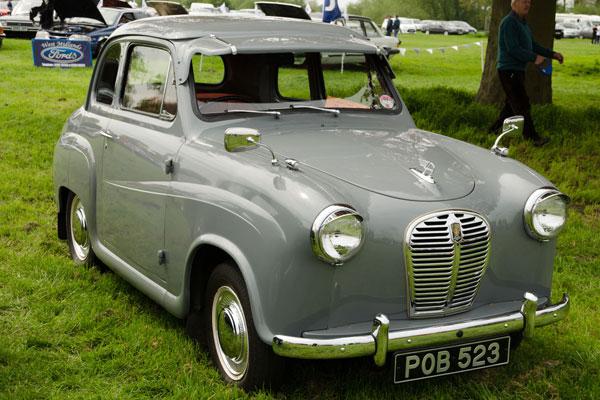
<box><xmin>393</xmin><ymin>336</ymin><xmax>510</xmax><ymax>383</ymax></box>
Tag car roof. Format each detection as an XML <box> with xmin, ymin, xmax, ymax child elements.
<box><xmin>112</xmin><ymin>15</ymin><xmax>379</xmax><ymax>53</ymax></box>
<box><xmin>110</xmin><ymin>15</ymin><xmax>380</xmax><ymax>85</ymax></box>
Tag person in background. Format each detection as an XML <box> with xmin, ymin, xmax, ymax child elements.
<box><xmin>392</xmin><ymin>16</ymin><xmax>400</xmax><ymax>37</ymax></box>
<box><xmin>381</xmin><ymin>16</ymin><xmax>388</xmax><ymax>30</ymax></box>
<box><xmin>489</xmin><ymin>0</ymin><xmax>564</xmax><ymax>147</ymax></box>
<box><xmin>385</xmin><ymin>16</ymin><xmax>393</xmax><ymax>36</ymax></box>
<box><xmin>7</xmin><ymin>0</ymin><xmax>12</xmax><ymax>14</ymax></box>
<box><xmin>593</xmin><ymin>25</ymin><xmax>599</xmax><ymax>44</ymax></box>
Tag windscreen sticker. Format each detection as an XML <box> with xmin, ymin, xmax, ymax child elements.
<box><xmin>380</xmin><ymin>95</ymin><xmax>395</xmax><ymax>109</ymax></box>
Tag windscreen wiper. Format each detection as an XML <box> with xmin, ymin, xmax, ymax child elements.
<box><xmin>289</xmin><ymin>104</ymin><xmax>340</xmax><ymax>117</ymax></box>
<box><xmin>224</xmin><ymin>109</ymin><xmax>281</xmax><ymax>119</ymax></box>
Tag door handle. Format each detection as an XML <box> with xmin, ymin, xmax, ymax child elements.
<box><xmin>99</xmin><ymin>130</ymin><xmax>116</xmax><ymax>140</ymax></box>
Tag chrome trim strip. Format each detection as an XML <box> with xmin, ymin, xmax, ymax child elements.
<box><xmin>272</xmin><ymin>293</ymin><xmax>570</xmax><ymax>366</ymax></box>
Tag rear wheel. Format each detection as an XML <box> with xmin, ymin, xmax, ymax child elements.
<box><xmin>66</xmin><ymin>192</ymin><xmax>96</xmax><ymax>266</ymax></box>
<box><xmin>204</xmin><ymin>263</ymin><xmax>284</xmax><ymax>390</ymax></box>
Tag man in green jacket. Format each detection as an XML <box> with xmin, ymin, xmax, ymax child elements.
<box><xmin>490</xmin><ymin>0</ymin><xmax>564</xmax><ymax>147</ymax></box>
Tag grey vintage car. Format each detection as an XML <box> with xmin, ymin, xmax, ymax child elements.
<box><xmin>53</xmin><ymin>15</ymin><xmax>570</xmax><ymax>389</ymax></box>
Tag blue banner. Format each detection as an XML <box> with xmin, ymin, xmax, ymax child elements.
<box><xmin>32</xmin><ymin>38</ymin><xmax>92</xmax><ymax>68</ymax></box>
<box><xmin>322</xmin><ymin>0</ymin><xmax>342</xmax><ymax>23</ymax></box>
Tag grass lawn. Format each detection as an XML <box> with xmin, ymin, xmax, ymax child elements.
<box><xmin>0</xmin><ymin>36</ymin><xmax>599</xmax><ymax>399</ymax></box>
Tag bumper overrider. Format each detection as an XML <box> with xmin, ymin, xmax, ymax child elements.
<box><xmin>272</xmin><ymin>292</ymin><xmax>570</xmax><ymax>366</ymax></box>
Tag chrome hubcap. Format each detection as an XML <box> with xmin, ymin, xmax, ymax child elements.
<box><xmin>212</xmin><ymin>286</ymin><xmax>249</xmax><ymax>381</ymax></box>
<box><xmin>70</xmin><ymin>196</ymin><xmax>90</xmax><ymax>261</ymax></box>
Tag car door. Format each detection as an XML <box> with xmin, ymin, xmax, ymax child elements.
<box><xmin>98</xmin><ymin>41</ymin><xmax>181</xmax><ymax>283</ymax></box>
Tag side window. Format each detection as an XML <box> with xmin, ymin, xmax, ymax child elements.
<box><xmin>346</xmin><ymin>19</ymin><xmax>365</xmax><ymax>36</ymax></box>
<box><xmin>94</xmin><ymin>43</ymin><xmax>122</xmax><ymax>105</ymax></box>
<box><xmin>122</xmin><ymin>46</ymin><xmax>176</xmax><ymax>117</ymax></box>
<box><xmin>363</xmin><ymin>21</ymin><xmax>380</xmax><ymax>38</ymax></box>
<box><xmin>192</xmin><ymin>54</ymin><xmax>225</xmax><ymax>85</ymax></box>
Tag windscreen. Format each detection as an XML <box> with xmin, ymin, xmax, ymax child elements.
<box><xmin>193</xmin><ymin>52</ymin><xmax>399</xmax><ymax>117</ymax></box>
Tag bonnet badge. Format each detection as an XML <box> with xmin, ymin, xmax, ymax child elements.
<box><xmin>451</xmin><ymin>222</ymin><xmax>463</xmax><ymax>244</ymax></box>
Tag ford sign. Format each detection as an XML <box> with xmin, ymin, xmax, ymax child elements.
<box><xmin>40</xmin><ymin>47</ymin><xmax>84</xmax><ymax>63</ymax></box>
<box><xmin>32</xmin><ymin>39</ymin><xmax>92</xmax><ymax>68</ymax></box>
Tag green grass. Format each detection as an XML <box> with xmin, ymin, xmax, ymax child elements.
<box><xmin>0</xmin><ymin>37</ymin><xmax>599</xmax><ymax>399</ymax></box>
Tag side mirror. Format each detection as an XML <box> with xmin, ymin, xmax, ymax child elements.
<box><xmin>224</xmin><ymin>127</ymin><xmax>261</xmax><ymax>153</ymax></box>
<box><xmin>491</xmin><ymin>116</ymin><xmax>524</xmax><ymax>157</ymax></box>
<box><xmin>502</xmin><ymin>116</ymin><xmax>524</xmax><ymax>136</ymax></box>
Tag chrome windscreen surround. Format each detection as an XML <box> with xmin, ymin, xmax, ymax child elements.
<box><xmin>404</xmin><ymin>210</ymin><xmax>491</xmax><ymax>318</ymax></box>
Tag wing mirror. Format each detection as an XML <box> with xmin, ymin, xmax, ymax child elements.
<box><xmin>224</xmin><ymin>127</ymin><xmax>261</xmax><ymax>152</ymax></box>
<box><xmin>224</xmin><ymin>127</ymin><xmax>279</xmax><ymax>165</ymax></box>
<box><xmin>491</xmin><ymin>116</ymin><xmax>524</xmax><ymax>157</ymax></box>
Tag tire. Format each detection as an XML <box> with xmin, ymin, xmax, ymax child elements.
<box><xmin>204</xmin><ymin>263</ymin><xmax>285</xmax><ymax>390</ymax></box>
<box><xmin>65</xmin><ymin>192</ymin><xmax>96</xmax><ymax>267</ymax></box>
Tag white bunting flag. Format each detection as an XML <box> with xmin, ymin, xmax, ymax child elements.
<box><xmin>452</xmin><ymin>45</ymin><xmax>459</xmax><ymax>51</ymax></box>
<box><xmin>399</xmin><ymin>48</ymin><xmax>407</xmax><ymax>56</ymax></box>
<box><xmin>439</xmin><ymin>48</ymin><xmax>446</xmax><ymax>54</ymax></box>
<box><xmin>474</xmin><ymin>42</ymin><xmax>482</xmax><ymax>47</ymax></box>
<box><xmin>413</xmin><ymin>48</ymin><xmax>420</xmax><ymax>54</ymax></box>
<box><xmin>426</xmin><ymin>48</ymin><xmax>433</xmax><ymax>54</ymax></box>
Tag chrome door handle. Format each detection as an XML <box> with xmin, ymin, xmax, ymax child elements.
<box><xmin>99</xmin><ymin>130</ymin><xmax>116</xmax><ymax>140</ymax></box>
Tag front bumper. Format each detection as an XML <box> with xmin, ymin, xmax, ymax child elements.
<box><xmin>272</xmin><ymin>292</ymin><xmax>570</xmax><ymax>366</ymax></box>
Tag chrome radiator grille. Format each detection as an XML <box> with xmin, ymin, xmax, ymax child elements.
<box><xmin>404</xmin><ymin>211</ymin><xmax>491</xmax><ymax>318</ymax></box>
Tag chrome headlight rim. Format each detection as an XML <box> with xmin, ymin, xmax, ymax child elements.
<box><xmin>311</xmin><ymin>205</ymin><xmax>365</xmax><ymax>266</ymax></box>
<box><xmin>524</xmin><ymin>188</ymin><xmax>570</xmax><ymax>242</ymax></box>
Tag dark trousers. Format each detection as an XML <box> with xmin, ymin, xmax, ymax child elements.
<box><xmin>490</xmin><ymin>70</ymin><xmax>540</xmax><ymax>140</ymax></box>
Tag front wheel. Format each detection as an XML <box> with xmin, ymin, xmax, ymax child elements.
<box><xmin>66</xmin><ymin>192</ymin><xmax>96</xmax><ymax>266</ymax></box>
<box><xmin>204</xmin><ymin>263</ymin><xmax>284</xmax><ymax>390</ymax></box>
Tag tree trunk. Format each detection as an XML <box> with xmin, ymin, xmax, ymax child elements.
<box><xmin>476</xmin><ymin>0</ymin><xmax>557</xmax><ymax>105</ymax></box>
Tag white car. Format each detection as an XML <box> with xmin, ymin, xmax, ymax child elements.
<box><xmin>557</xmin><ymin>22</ymin><xmax>583</xmax><ymax>38</ymax></box>
<box><xmin>398</xmin><ymin>18</ymin><xmax>420</xmax><ymax>34</ymax></box>
<box><xmin>189</xmin><ymin>2</ymin><xmax>219</xmax><ymax>15</ymax></box>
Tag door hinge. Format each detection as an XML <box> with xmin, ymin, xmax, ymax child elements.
<box><xmin>164</xmin><ymin>158</ymin><xmax>175</xmax><ymax>175</ymax></box>
<box><xmin>158</xmin><ymin>250</ymin><xmax>167</xmax><ymax>266</ymax></box>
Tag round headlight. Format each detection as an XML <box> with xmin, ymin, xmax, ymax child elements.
<box><xmin>311</xmin><ymin>205</ymin><xmax>365</xmax><ymax>265</ymax></box>
<box><xmin>524</xmin><ymin>189</ymin><xmax>570</xmax><ymax>242</ymax></box>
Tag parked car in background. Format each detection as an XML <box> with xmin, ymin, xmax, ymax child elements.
<box><xmin>449</xmin><ymin>20</ymin><xmax>477</xmax><ymax>34</ymax></box>
<box><xmin>189</xmin><ymin>2</ymin><xmax>218</xmax><ymax>15</ymax></box>
<box><xmin>395</xmin><ymin>17</ymin><xmax>420</xmax><ymax>34</ymax></box>
<box><xmin>145</xmin><ymin>1</ymin><xmax>188</xmax><ymax>16</ymax></box>
<box><xmin>557</xmin><ymin>22</ymin><xmax>583</xmax><ymax>38</ymax></box>
<box><xmin>54</xmin><ymin>14</ymin><xmax>570</xmax><ymax>390</ymax></box>
<box><xmin>420</xmin><ymin>20</ymin><xmax>449</xmax><ymax>34</ymax></box>
<box><xmin>555</xmin><ymin>24</ymin><xmax>564</xmax><ymax>39</ymax></box>
<box><xmin>255</xmin><ymin>2</ymin><xmax>399</xmax><ymax>57</ymax></box>
<box><xmin>0</xmin><ymin>1</ymin><xmax>14</xmax><ymax>16</ymax></box>
<box><xmin>0</xmin><ymin>0</ymin><xmax>44</xmax><ymax>38</ymax></box>
<box><xmin>49</xmin><ymin>6</ymin><xmax>151</xmax><ymax>57</ymax></box>
<box><xmin>344</xmin><ymin>15</ymin><xmax>399</xmax><ymax>52</ymax></box>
